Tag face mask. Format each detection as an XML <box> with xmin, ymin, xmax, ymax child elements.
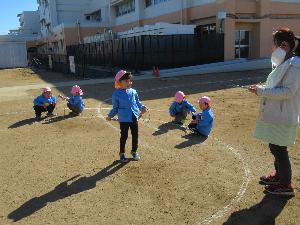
<box><xmin>271</xmin><ymin>47</ymin><xmax>286</xmax><ymax>67</ymax></box>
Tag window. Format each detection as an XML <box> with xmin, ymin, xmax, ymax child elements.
<box><xmin>145</xmin><ymin>0</ymin><xmax>170</xmax><ymax>7</ymax></box>
<box><xmin>115</xmin><ymin>0</ymin><xmax>135</xmax><ymax>17</ymax></box>
<box><xmin>235</xmin><ymin>30</ymin><xmax>251</xmax><ymax>58</ymax></box>
<box><xmin>90</xmin><ymin>10</ymin><xmax>101</xmax><ymax>22</ymax></box>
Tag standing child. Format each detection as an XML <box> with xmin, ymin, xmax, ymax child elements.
<box><xmin>106</xmin><ymin>70</ymin><xmax>147</xmax><ymax>162</ymax></box>
<box><xmin>169</xmin><ymin>91</ymin><xmax>196</xmax><ymax>125</ymax></box>
<box><xmin>188</xmin><ymin>96</ymin><xmax>214</xmax><ymax>137</ymax></box>
<box><xmin>59</xmin><ymin>85</ymin><xmax>85</xmax><ymax>116</ymax></box>
<box><xmin>33</xmin><ymin>87</ymin><xmax>57</xmax><ymax>120</ymax></box>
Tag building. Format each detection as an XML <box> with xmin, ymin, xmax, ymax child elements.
<box><xmin>105</xmin><ymin>0</ymin><xmax>300</xmax><ymax>60</ymax></box>
<box><xmin>36</xmin><ymin>0</ymin><xmax>110</xmax><ymax>54</ymax></box>
<box><xmin>0</xmin><ymin>11</ymin><xmax>41</xmax><ymax>68</ymax></box>
<box><xmin>35</xmin><ymin>0</ymin><xmax>300</xmax><ymax>60</ymax></box>
<box><xmin>18</xmin><ymin>11</ymin><xmax>41</xmax><ymax>36</ymax></box>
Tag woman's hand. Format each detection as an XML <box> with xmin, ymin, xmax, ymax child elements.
<box><xmin>141</xmin><ymin>106</ymin><xmax>148</xmax><ymax>115</ymax></box>
<box><xmin>248</xmin><ymin>85</ymin><xmax>258</xmax><ymax>95</ymax></box>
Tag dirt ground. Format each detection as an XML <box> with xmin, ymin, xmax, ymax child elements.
<box><xmin>0</xmin><ymin>68</ymin><xmax>299</xmax><ymax>225</ymax></box>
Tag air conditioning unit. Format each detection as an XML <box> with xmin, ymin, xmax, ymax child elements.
<box><xmin>217</xmin><ymin>11</ymin><xmax>227</xmax><ymax>19</ymax></box>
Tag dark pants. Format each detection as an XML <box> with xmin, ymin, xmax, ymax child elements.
<box><xmin>269</xmin><ymin>143</ymin><xmax>291</xmax><ymax>185</ymax></box>
<box><xmin>119</xmin><ymin>114</ymin><xmax>138</xmax><ymax>154</ymax></box>
<box><xmin>67</xmin><ymin>103</ymin><xmax>83</xmax><ymax>114</ymax></box>
<box><xmin>34</xmin><ymin>104</ymin><xmax>55</xmax><ymax>117</ymax></box>
<box><xmin>188</xmin><ymin>123</ymin><xmax>207</xmax><ymax>137</ymax></box>
<box><xmin>174</xmin><ymin>108</ymin><xmax>188</xmax><ymax>123</ymax></box>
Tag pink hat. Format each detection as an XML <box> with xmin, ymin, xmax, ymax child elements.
<box><xmin>199</xmin><ymin>96</ymin><xmax>212</xmax><ymax>107</ymax></box>
<box><xmin>174</xmin><ymin>91</ymin><xmax>185</xmax><ymax>103</ymax></box>
<box><xmin>41</xmin><ymin>87</ymin><xmax>52</xmax><ymax>94</ymax></box>
<box><xmin>115</xmin><ymin>70</ymin><xmax>127</xmax><ymax>82</ymax></box>
<box><xmin>71</xmin><ymin>85</ymin><xmax>83</xmax><ymax>95</ymax></box>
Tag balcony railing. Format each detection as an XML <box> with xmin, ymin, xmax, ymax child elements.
<box><xmin>111</xmin><ymin>0</ymin><xmax>124</xmax><ymax>6</ymax></box>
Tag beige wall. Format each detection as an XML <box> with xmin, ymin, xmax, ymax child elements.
<box><xmin>112</xmin><ymin>21</ymin><xmax>141</xmax><ymax>32</ymax></box>
<box><xmin>236</xmin><ymin>0</ymin><xmax>256</xmax><ymax>14</ymax></box>
<box><xmin>64</xmin><ymin>27</ymin><xmax>103</xmax><ymax>46</ymax></box>
<box><xmin>140</xmin><ymin>11</ymin><xmax>181</xmax><ymax>26</ymax></box>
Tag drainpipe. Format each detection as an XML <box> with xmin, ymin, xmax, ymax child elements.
<box><xmin>76</xmin><ymin>19</ymin><xmax>81</xmax><ymax>44</ymax></box>
<box><xmin>107</xmin><ymin>0</ymin><xmax>111</xmax><ymax>28</ymax></box>
<box><xmin>180</xmin><ymin>0</ymin><xmax>183</xmax><ymax>24</ymax></box>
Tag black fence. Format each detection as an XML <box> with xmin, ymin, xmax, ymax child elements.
<box><xmin>68</xmin><ymin>33</ymin><xmax>224</xmax><ymax>70</ymax></box>
<box><xmin>32</xmin><ymin>33</ymin><xmax>224</xmax><ymax>78</ymax></box>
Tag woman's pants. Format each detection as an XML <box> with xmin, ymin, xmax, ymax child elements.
<box><xmin>269</xmin><ymin>143</ymin><xmax>291</xmax><ymax>185</ymax></box>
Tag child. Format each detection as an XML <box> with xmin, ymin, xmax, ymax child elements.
<box><xmin>59</xmin><ymin>85</ymin><xmax>85</xmax><ymax>116</ymax></box>
<box><xmin>106</xmin><ymin>70</ymin><xmax>147</xmax><ymax>162</ymax></box>
<box><xmin>169</xmin><ymin>91</ymin><xmax>196</xmax><ymax>125</ymax></box>
<box><xmin>33</xmin><ymin>87</ymin><xmax>57</xmax><ymax>120</ymax></box>
<box><xmin>188</xmin><ymin>96</ymin><xmax>214</xmax><ymax>137</ymax></box>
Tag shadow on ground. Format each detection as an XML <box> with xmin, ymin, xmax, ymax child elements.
<box><xmin>175</xmin><ymin>133</ymin><xmax>208</xmax><ymax>149</ymax></box>
<box><xmin>42</xmin><ymin>113</ymin><xmax>77</xmax><ymax>124</ymax></box>
<box><xmin>152</xmin><ymin>121</ymin><xmax>187</xmax><ymax>136</ymax></box>
<box><xmin>31</xmin><ymin>68</ymin><xmax>270</xmax><ymax>104</ymax></box>
<box><xmin>222</xmin><ymin>194</ymin><xmax>293</xmax><ymax>225</ymax></box>
<box><xmin>8</xmin><ymin>118</ymin><xmax>37</xmax><ymax>129</ymax></box>
<box><xmin>7</xmin><ymin>160</ymin><xmax>130</xmax><ymax>222</ymax></box>
<box><xmin>8</xmin><ymin>113</ymin><xmax>77</xmax><ymax>128</ymax></box>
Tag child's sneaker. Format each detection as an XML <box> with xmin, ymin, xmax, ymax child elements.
<box><xmin>172</xmin><ymin>120</ymin><xmax>183</xmax><ymax>126</ymax></box>
<box><xmin>260</xmin><ymin>171</ymin><xmax>280</xmax><ymax>185</ymax></box>
<box><xmin>265</xmin><ymin>184</ymin><xmax>295</xmax><ymax>196</ymax></box>
<box><xmin>35</xmin><ymin>115</ymin><xmax>42</xmax><ymax>121</ymax></box>
<box><xmin>69</xmin><ymin>111</ymin><xmax>80</xmax><ymax>117</ymax></box>
<box><xmin>131</xmin><ymin>151</ymin><xmax>141</xmax><ymax>161</ymax></box>
<box><xmin>119</xmin><ymin>153</ymin><xmax>128</xmax><ymax>163</ymax></box>
<box><xmin>47</xmin><ymin>112</ymin><xmax>57</xmax><ymax>117</ymax></box>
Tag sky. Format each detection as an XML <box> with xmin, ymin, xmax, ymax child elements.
<box><xmin>0</xmin><ymin>0</ymin><xmax>38</xmax><ymax>35</ymax></box>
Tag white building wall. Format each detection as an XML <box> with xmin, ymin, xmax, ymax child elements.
<box><xmin>55</xmin><ymin>0</ymin><xmax>91</xmax><ymax>24</ymax></box>
<box><xmin>188</xmin><ymin>0</ymin><xmax>217</xmax><ymax>7</ymax></box>
<box><xmin>37</xmin><ymin>0</ymin><xmax>109</xmax><ymax>37</ymax></box>
<box><xmin>144</xmin><ymin>0</ymin><xmax>181</xmax><ymax>20</ymax></box>
<box><xmin>0</xmin><ymin>41</ymin><xmax>27</xmax><ymax>68</ymax></box>
<box><xmin>18</xmin><ymin>11</ymin><xmax>41</xmax><ymax>35</ymax></box>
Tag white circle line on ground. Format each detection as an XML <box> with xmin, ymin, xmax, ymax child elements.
<box><xmin>1</xmin><ymin>78</ymin><xmax>253</xmax><ymax>224</ymax></box>
<box><xmin>140</xmin><ymin>117</ymin><xmax>251</xmax><ymax>225</ymax></box>
<box><xmin>99</xmin><ymin>97</ymin><xmax>251</xmax><ymax>225</ymax></box>
<box><xmin>0</xmin><ymin>111</ymin><xmax>27</xmax><ymax>116</ymax></box>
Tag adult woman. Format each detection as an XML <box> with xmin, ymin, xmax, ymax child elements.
<box><xmin>249</xmin><ymin>28</ymin><xmax>300</xmax><ymax>196</ymax></box>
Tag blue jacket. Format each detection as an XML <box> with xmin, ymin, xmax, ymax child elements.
<box><xmin>169</xmin><ymin>100</ymin><xmax>196</xmax><ymax>116</ymax></box>
<box><xmin>33</xmin><ymin>95</ymin><xmax>57</xmax><ymax>106</ymax></box>
<box><xmin>68</xmin><ymin>95</ymin><xmax>85</xmax><ymax>111</ymax></box>
<box><xmin>108</xmin><ymin>88</ymin><xmax>144</xmax><ymax>122</ymax></box>
<box><xmin>195</xmin><ymin>108</ymin><xmax>214</xmax><ymax>137</ymax></box>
